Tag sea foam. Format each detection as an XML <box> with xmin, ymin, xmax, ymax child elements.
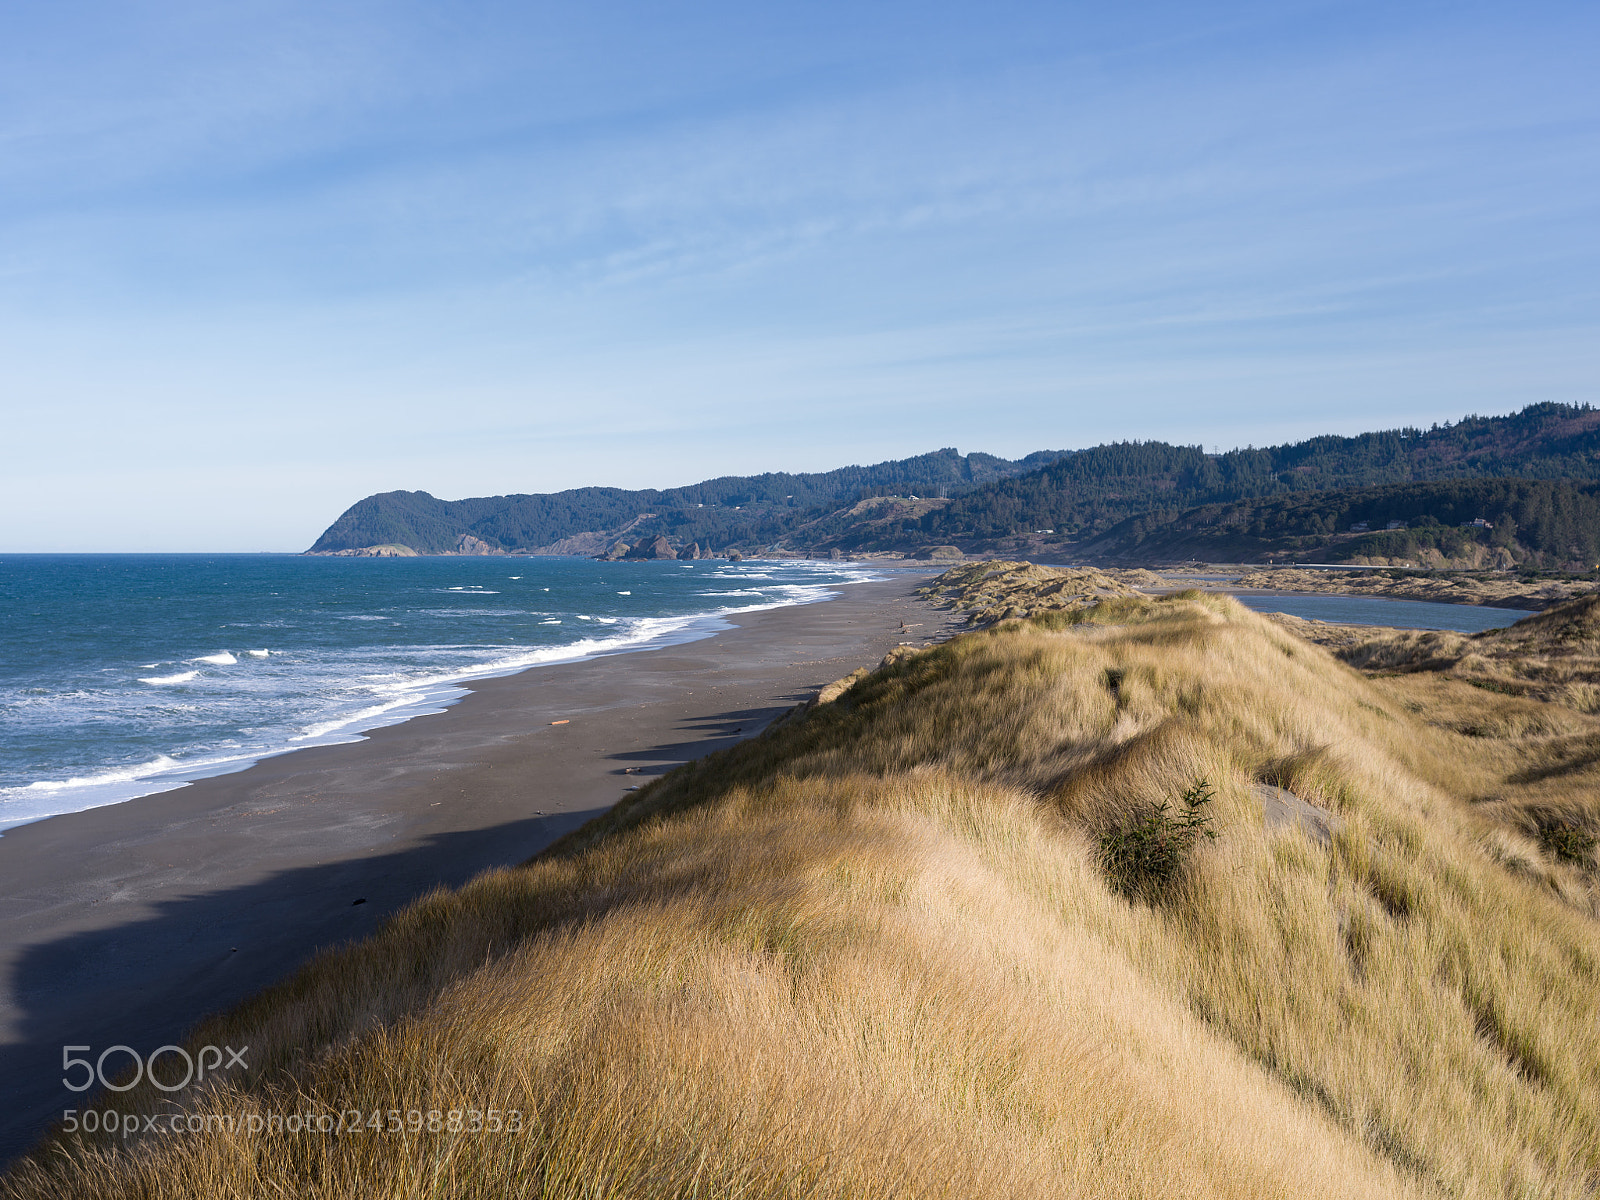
<box><xmin>22</xmin><ymin>753</ymin><xmax>183</xmax><ymax>793</ymax></box>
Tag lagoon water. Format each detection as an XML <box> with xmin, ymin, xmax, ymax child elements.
<box><xmin>1238</xmin><ymin>592</ymin><xmax>1527</xmax><ymax>632</ymax></box>
<box><xmin>0</xmin><ymin>554</ymin><xmax>876</xmax><ymax>831</ymax></box>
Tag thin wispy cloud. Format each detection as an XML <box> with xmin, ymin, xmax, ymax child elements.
<box><xmin>0</xmin><ymin>0</ymin><xmax>1595</xmax><ymax>549</ymax></box>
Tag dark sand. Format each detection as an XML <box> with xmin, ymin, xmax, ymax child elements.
<box><xmin>0</xmin><ymin>571</ymin><xmax>955</xmax><ymax>1162</ymax></box>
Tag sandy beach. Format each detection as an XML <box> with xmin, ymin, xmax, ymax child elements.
<box><xmin>0</xmin><ymin>570</ymin><xmax>953</xmax><ymax>1163</ymax></box>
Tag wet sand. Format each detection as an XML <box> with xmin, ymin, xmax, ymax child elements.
<box><xmin>0</xmin><ymin>571</ymin><xmax>956</xmax><ymax>1163</ymax></box>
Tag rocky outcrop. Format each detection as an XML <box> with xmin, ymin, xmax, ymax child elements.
<box><xmin>307</xmin><ymin>540</ymin><xmax>507</xmax><ymax>557</ymax></box>
<box><xmin>626</xmin><ymin>535</ymin><xmax>678</xmax><ymax>561</ymax></box>
<box><xmin>309</xmin><ymin>543</ymin><xmax>420</xmax><ymax>557</ymax></box>
<box><xmin>453</xmin><ymin>534</ymin><xmax>503</xmax><ymax>556</ymax></box>
<box><xmin>528</xmin><ymin>531</ymin><xmax>617</xmax><ymax>557</ymax></box>
<box><xmin>725</xmin><ymin>549</ymin><xmax>743</xmax><ymax>562</ymax></box>
<box><xmin>600</xmin><ymin>540</ymin><xmax>632</xmax><ymax>561</ymax></box>
<box><xmin>679</xmin><ymin>542</ymin><xmax>705</xmax><ymax>560</ymax></box>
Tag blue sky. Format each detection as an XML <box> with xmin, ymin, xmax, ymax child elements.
<box><xmin>2</xmin><ymin>0</ymin><xmax>1596</xmax><ymax>550</ymax></box>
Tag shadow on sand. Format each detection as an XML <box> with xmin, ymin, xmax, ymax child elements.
<box><xmin>0</xmin><ymin>809</ymin><xmax>607</xmax><ymax>1167</ymax></box>
<box><xmin>0</xmin><ymin>698</ymin><xmax>810</xmax><ymax>1170</ymax></box>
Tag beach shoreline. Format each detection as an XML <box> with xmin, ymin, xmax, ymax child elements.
<box><xmin>0</xmin><ymin>570</ymin><xmax>951</xmax><ymax>1163</ymax></box>
<box><xmin>0</xmin><ymin>556</ymin><xmax>886</xmax><ymax>833</ymax></box>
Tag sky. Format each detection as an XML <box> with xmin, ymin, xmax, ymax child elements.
<box><xmin>1</xmin><ymin>0</ymin><xmax>1596</xmax><ymax>551</ymax></box>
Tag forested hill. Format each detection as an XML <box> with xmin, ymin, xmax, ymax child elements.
<box><xmin>1076</xmin><ymin>478</ymin><xmax>1600</xmax><ymax>569</ymax></box>
<box><xmin>308</xmin><ymin>403</ymin><xmax>1600</xmax><ymax>558</ymax></box>
<box><xmin>904</xmin><ymin>403</ymin><xmax>1600</xmax><ymax>547</ymax></box>
<box><xmin>307</xmin><ymin>447</ymin><xmax>1066</xmax><ymax>554</ymax></box>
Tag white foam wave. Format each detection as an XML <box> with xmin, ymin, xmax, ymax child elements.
<box><xmin>3</xmin><ymin>560</ymin><xmax>887</xmax><ymax>834</ymax></box>
<box><xmin>286</xmin><ymin>618</ymin><xmax>713</xmax><ymax>745</ymax></box>
<box><xmin>246</xmin><ymin>649</ymin><xmax>270</xmax><ymax>658</ymax></box>
<box><xmin>20</xmin><ymin>754</ymin><xmax>183</xmax><ymax>793</ymax></box>
<box><xmin>193</xmin><ymin>652</ymin><xmax>237</xmax><ymax>666</ymax></box>
<box><xmin>294</xmin><ymin>696</ymin><xmax>424</xmax><ymax>742</ymax></box>
<box><xmin>0</xmin><ymin>748</ymin><xmax>273</xmax><ymax>831</ymax></box>
<box><xmin>616</xmin><ymin>591</ymin><xmax>631</xmax><ymax>595</ymax></box>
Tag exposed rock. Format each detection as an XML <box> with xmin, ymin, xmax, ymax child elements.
<box><xmin>310</xmin><ymin>543</ymin><xmax>419</xmax><ymax>558</ymax></box>
<box><xmin>453</xmin><ymin>534</ymin><xmax>503</xmax><ymax>556</ymax></box>
<box><xmin>599</xmin><ymin>540</ymin><xmax>632</xmax><ymax>561</ymax></box>
<box><xmin>725</xmin><ymin>549</ymin><xmax>743</xmax><ymax>562</ymax></box>
<box><xmin>829</xmin><ymin>548</ymin><xmax>844</xmax><ymax>560</ymax></box>
<box><xmin>626</xmin><ymin>535</ymin><xmax>678</xmax><ymax>560</ymax></box>
<box><xmin>678</xmin><ymin>542</ymin><xmax>704</xmax><ymax>560</ymax></box>
<box><xmin>912</xmin><ymin>545</ymin><xmax>965</xmax><ymax>561</ymax></box>
<box><xmin>528</xmin><ymin>531</ymin><xmax>616</xmax><ymax>557</ymax></box>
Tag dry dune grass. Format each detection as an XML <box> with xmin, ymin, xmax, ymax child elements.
<box><xmin>6</xmin><ymin>582</ymin><xmax>1599</xmax><ymax>1198</ymax></box>
<box><xmin>917</xmin><ymin>559</ymin><xmax>1139</xmax><ymax>625</ymax></box>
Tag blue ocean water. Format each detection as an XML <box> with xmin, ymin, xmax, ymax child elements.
<box><xmin>0</xmin><ymin>555</ymin><xmax>876</xmax><ymax>831</ymax></box>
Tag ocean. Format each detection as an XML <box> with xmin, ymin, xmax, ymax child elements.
<box><xmin>0</xmin><ymin>554</ymin><xmax>877</xmax><ymax>832</ymax></box>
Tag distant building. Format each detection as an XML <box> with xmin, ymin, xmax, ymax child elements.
<box><xmin>1348</xmin><ymin>521</ymin><xmax>1370</xmax><ymax>533</ymax></box>
<box><xmin>1462</xmin><ymin>517</ymin><xmax>1494</xmax><ymax>530</ymax></box>
<box><xmin>1385</xmin><ymin>520</ymin><xmax>1407</xmax><ymax>530</ymax></box>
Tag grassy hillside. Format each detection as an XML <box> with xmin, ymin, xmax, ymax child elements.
<box><xmin>9</xmin><ymin>576</ymin><xmax>1598</xmax><ymax>1197</ymax></box>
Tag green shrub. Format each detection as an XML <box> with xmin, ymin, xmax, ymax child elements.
<box><xmin>1540</xmin><ymin>821</ymin><xmax>1597</xmax><ymax>865</ymax></box>
<box><xmin>1099</xmin><ymin>780</ymin><xmax>1217</xmax><ymax>900</ymax></box>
